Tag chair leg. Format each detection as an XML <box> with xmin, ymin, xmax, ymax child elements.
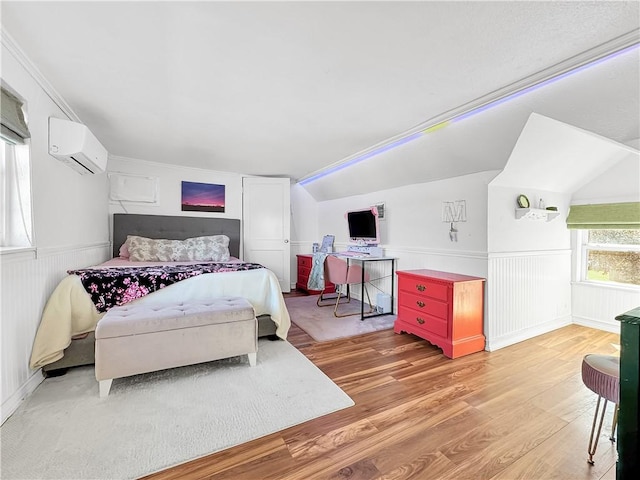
<box><xmin>317</xmin><ymin>288</ymin><xmax>328</xmax><ymax>307</ymax></box>
<box><xmin>318</xmin><ymin>286</ymin><xmax>350</xmax><ymax>307</ymax></box>
<box><xmin>610</xmin><ymin>404</ymin><xmax>619</xmax><ymax>443</ymax></box>
<box><xmin>587</xmin><ymin>396</ymin><xmax>609</xmax><ymax>465</ymax></box>
<box><xmin>333</xmin><ymin>290</ymin><xmax>345</xmax><ymax>317</ymax></box>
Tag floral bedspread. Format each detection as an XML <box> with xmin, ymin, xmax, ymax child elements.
<box><xmin>68</xmin><ymin>262</ymin><xmax>264</xmax><ymax>312</ymax></box>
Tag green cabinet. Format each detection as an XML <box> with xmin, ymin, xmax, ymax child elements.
<box><xmin>616</xmin><ymin>306</ymin><xmax>640</xmax><ymax>480</ymax></box>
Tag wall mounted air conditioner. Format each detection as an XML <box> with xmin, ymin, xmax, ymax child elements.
<box><xmin>48</xmin><ymin>117</ymin><xmax>108</xmax><ymax>175</ymax></box>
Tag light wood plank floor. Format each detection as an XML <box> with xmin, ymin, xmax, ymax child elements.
<box><xmin>143</xmin><ymin>307</ymin><xmax>620</xmax><ymax>480</ymax></box>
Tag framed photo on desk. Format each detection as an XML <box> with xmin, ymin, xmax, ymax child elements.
<box><xmin>320</xmin><ymin>234</ymin><xmax>335</xmax><ymax>253</ymax></box>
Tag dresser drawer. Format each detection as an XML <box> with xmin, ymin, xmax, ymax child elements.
<box><xmin>398</xmin><ymin>306</ymin><xmax>448</xmax><ymax>338</ymax></box>
<box><xmin>399</xmin><ymin>291</ymin><xmax>449</xmax><ymax>320</ymax></box>
<box><xmin>297</xmin><ymin>255</ymin><xmax>312</xmax><ymax>268</ymax></box>
<box><xmin>298</xmin><ymin>265</ymin><xmax>311</xmax><ymax>278</ymax></box>
<box><xmin>398</xmin><ymin>276</ymin><xmax>449</xmax><ymax>302</ymax></box>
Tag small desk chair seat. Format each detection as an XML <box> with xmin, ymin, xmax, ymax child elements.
<box><xmin>581</xmin><ymin>354</ymin><xmax>620</xmax><ymax>465</ymax></box>
<box><xmin>317</xmin><ymin>255</ymin><xmax>373</xmax><ymax>317</ymax></box>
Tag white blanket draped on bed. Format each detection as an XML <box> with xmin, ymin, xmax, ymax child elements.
<box><xmin>30</xmin><ymin>262</ymin><xmax>291</xmax><ymax>369</ymax></box>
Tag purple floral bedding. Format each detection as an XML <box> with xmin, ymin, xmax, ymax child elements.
<box><xmin>68</xmin><ymin>262</ymin><xmax>264</xmax><ymax>312</ymax></box>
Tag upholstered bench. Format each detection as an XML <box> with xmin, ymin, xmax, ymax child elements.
<box><xmin>95</xmin><ymin>297</ymin><xmax>257</xmax><ymax>397</ymax></box>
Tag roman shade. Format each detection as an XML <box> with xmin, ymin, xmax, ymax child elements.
<box><xmin>566</xmin><ymin>202</ymin><xmax>640</xmax><ymax>229</ymax></box>
<box><xmin>1</xmin><ymin>87</ymin><xmax>30</xmax><ymax>145</ymax></box>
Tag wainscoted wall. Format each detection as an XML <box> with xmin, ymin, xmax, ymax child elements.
<box><xmin>572</xmin><ymin>283</ymin><xmax>640</xmax><ymax>333</ymax></box>
<box><xmin>1</xmin><ymin>36</ymin><xmax>110</xmax><ymax>424</ymax></box>
<box><xmin>486</xmin><ymin>250</ymin><xmax>572</xmax><ymax>351</ymax></box>
<box><xmin>1</xmin><ymin>244</ymin><xmax>110</xmax><ymax>424</ymax></box>
<box><xmin>290</xmin><ymin>240</ymin><xmax>487</xmax><ymax>309</ymax></box>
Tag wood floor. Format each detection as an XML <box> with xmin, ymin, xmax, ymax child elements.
<box><xmin>143</xmin><ymin>303</ymin><xmax>621</xmax><ymax>480</ymax></box>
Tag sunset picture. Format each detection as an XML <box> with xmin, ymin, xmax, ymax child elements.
<box><xmin>181</xmin><ymin>181</ymin><xmax>225</xmax><ymax>212</ymax></box>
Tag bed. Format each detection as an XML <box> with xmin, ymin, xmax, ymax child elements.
<box><xmin>31</xmin><ymin>214</ymin><xmax>290</xmax><ymax>374</ymax></box>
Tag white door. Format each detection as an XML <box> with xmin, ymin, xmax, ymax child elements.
<box><xmin>242</xmin><ymin>176</ymin><xmax>291</xmax><ymax>292</ymax></box>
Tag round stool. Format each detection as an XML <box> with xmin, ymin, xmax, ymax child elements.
<box><xmin>581</xmin><ymin>354</ymin><xmax>620</xmax><ymax>465</ymax></box>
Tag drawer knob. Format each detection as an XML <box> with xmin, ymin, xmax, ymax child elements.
<box><xmin>416</xmin><ymin>300</ymin><xmax>425</xmax><ymax>308</ymax></box>
<box><xmin>416</xmin><ymin>317</ymin><xmax>425</xmax><ymax>325</ymax></box>
<box><xmin>416</xmin><ymin>284</ymin><xmax>426</xmax><ymax>292</ymax></box>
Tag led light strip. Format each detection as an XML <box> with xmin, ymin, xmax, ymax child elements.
<box><xmin>298</xmin><ymin>30</ymin><xmax>640</xmax><ymax>186</ymax></box>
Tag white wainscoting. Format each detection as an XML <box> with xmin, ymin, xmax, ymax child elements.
<box><xmin>572</xmin><ymin>282</ymin><xmax>639</xmax><ymax>333</ymax></box>
<box><xmin>1</xmin><ymin>243</ymin><xmax>110</xmax><ymax>424</ymax></box>
<box><xmin>289</xmin><ymin>241</ymin><xmax>488</xmax><ymax>308</ymax></box>
<box><xmin>486</xmin><ymin>250</ymin><xmax>572</xmax><ymax>351</ymax></box>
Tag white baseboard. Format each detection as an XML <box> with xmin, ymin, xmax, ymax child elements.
<box><xmin>1</xmin><ymin>370</ymin><xmax>44</xmax><ymax>425</ymax></box>
<box><xmin>485</xmin><ymin>315</ymin><xmax>572</xmax><ymax>352</ymax></box>
<box><xmin>572</xmin><ymin>315</ymin><xmax>620</xmax><ymax>334</ymax></box>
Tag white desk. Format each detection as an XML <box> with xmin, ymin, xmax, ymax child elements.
<box><xmin>335</xmin><ymin>254</ymin><xmax>397</xmax><ymax>321</ymax></box>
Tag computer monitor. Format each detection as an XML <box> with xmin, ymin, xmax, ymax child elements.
<box><xmin>346</xmin><ymin>207</ymin><xmax>380</xmax><ymax>245</ymax></box>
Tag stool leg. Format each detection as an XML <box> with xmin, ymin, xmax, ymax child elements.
<box><xmin>587</xmin><ymin>396</ymin><xmax>608</xmax><ymax>465</ymax></box>
<box><xmin>610</xmin><ymin>404</ymin><xmax>619</xmax><ymax>443</ymax></box>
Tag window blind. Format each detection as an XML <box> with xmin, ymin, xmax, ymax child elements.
<box><xmin>566</xmin><ymin>202</ymin><xmax>640</xmax><ymax>229</ymax></box>
<box><xmin>1</xmin><ymin>87</ymin><xmax>30</xmax><ymax>145</ymax></box>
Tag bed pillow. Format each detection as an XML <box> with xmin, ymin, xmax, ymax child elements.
<box><xmin>184</xmin><ymin>235</ymin><xmax>230</xmax><ymax>262</ymax></box>
<box><xmin>127</xmin><ymin>235</ymin><xmax>190</xmax><ymax>262</ymax></box>
<box><xmin>126</xmin><ymin>235</ymin><xmax>230</xmax><ymax>262</ymax></box>
<box><xmin>118</xmin><ymin>240</ymin><xmax>130</xmax><ymax>259</ymax></box>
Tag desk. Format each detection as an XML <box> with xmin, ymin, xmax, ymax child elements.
<box><xmin>336</xmin><ymin>255</ymin><xmax>396</xmax><ymax>321</ymax></box>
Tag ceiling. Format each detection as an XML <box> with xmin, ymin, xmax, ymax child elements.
<box><xmin>1</xmin><ymin>1</ymin><xmax>639</xmax><ymax>199</ymax></box>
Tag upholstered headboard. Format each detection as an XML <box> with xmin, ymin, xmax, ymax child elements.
<box><xmin>112</xmin><ymin>214</ymin><xmax>241</xmax><ymax>259</ymax></box>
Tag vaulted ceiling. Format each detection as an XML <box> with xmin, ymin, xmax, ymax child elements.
<box><xmin>2</xmin><ymin>1</ymin><xmax>639</xmax><ymax>200</ymax></box>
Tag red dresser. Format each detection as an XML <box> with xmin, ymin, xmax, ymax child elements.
<box><xmin>394</xmin><ymin>269</ymin><xmax>485</xmax><ymax>359</ymax></box>
<box><xmin>296</xmin><ymin>254</ymin><xmax>336</xmax><ymax>294</ymax></box>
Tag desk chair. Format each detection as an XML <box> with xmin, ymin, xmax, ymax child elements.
<box><xmin>317</xmin><ymin>255</ymin><xmax>373</xmax><ymax>317</ymax></box>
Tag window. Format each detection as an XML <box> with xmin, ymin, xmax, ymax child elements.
<box><xmin>582</xmin><ymin>230</ymin><xmax>640</xmax><ymax>287</ymax></box>
<box><xmin>1</xmin><ymin>139</ymin><xmax>33</xmax><ymax>247</ymax></box>
<box><xmin>1</xmin><ymin>85</ymin><xmax>33</xmax><ymax>248</ymax></box>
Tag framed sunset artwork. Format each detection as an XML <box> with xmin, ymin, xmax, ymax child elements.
<box><xmin>181</xmin><ymin>181</ymin><xmax>225</xmax><ymax>213</ymax></box>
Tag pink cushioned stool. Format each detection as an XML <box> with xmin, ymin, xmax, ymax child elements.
<box><xmin>581</xmin><ymin>354</ymin><xmax>620</xmax><ymax>465</ymax></box>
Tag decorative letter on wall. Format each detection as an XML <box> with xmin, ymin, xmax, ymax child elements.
<box><xmin>442</xmin><ymin>200</ymin><xmax>467</xmax><ymax>242</ymax></box>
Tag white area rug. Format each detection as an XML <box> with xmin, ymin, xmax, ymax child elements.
<box><xmin>286</xmin><ymin>294</ymin><xmax>397</xmax><ymax>342</ymax></box>
<box><xmin>1</xmin><ymin>339</ymin><xmax>354</xmax><ymax>480</ymax></box>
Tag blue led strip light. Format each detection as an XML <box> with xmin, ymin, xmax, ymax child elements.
<box><xmin>454</xmin><ymin>42</ymin><xmax>640</xmax><ymax>123</ymax></box>
<box><xmin>298</xmin><ymin>40</ymin><xmax>639</xmax><ymax>186</ymax></box>
<box><xmin>299</xmin><ymin>132</ymin><xmax>423</xmax><ymax>185</ymax></box>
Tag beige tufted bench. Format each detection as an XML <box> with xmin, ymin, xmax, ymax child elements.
<box><xmin>95</xmin><ymin>297</ymin><xmax>257</xmax><ymax>397</ymax></box>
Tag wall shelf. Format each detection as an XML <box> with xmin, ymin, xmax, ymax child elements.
<box><xmin>515</xmin><ymin>208</ymin><xmax>560</xmax><ymax>221</ymax></box>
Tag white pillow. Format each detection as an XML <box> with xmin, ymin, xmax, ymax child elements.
<box><xmin>127</xmin><ymin>235</ymin><xmax>190</xmax><ymax>262</ymax></box>
<box><xmin>126</xmin><ymin>235</ymin><xmax>230</xmax><ymax>262</ymax></box>
<box><xmin>184</xmin><ymin>235</ymin><xmax>230</xmax><ymax>262</ymax></box>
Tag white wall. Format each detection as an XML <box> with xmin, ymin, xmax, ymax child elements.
<box><xmin>487</xmin><ymin>186</ymin><xmax>571</xmax><ymax>253</ymax></box>
<box><xmin>486</xmin><ymin>186</ymin><xmax>572</xmax><ymax>350</ymax></box>
<box><xmin>482</xmin><ymin>114</ymin><xmax>640</xmax><ymax>351</ymax></box>
<box><xmin>107</xmin><ymin>155</ymin><xmax>245</xmax><ymax>256</ymax></box>
<box><xmin>1</xmin><ymin>41</ymin><xmax>110</xmax><ymax>423</ymax></box>
<box><xmin>295</xmin><ymin>171</ymin><xmax>496</xmax><ymax>311</ymax></box>
<box><xmin>571</xmin><ymin>156</ymin><xmax>640</xmax><ymax>205</ymax></box>
<box><xmin>107</xmin><ymin>155</ymin><xmax>243</xmax><ymax>219</ymax></box>
<box><xmin>290</xmin><ymin>184</ymin><xmax>320</xmax><ymax>286</ymax></box>
<box><xmin>315</xmin><ymin>171</ymin><xmax>496</xmax><ymax>277</ymax></box>
<box><xmin>570</xmin><ymin>154</ymin><xmax>640</xmax><ymax>332</ymax></box>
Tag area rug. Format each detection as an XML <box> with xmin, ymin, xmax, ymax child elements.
<box><xmin>0</xmin><ymin>339</ymin><xmax>354</xmax><ymax>480</ymax></box>
<box><xmin>285</xmin><ymin>294</ymin><xmax>397</xmax><ymax>342</ymax></box>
